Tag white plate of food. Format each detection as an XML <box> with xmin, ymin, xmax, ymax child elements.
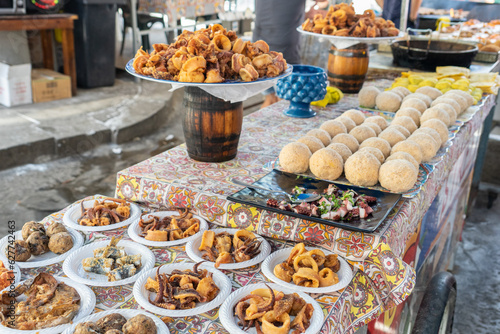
<box><xmin>261</xmin><ymin>243</ymin><xmax>353</xmax><ymax>294</ymax></box>
<box><xmin>63</xmin><ymin>197</ymin><xmax>141</xmax><ymax>232</ymax></box>
<box><xmin>61</xmin><ymin>309</ymin><xmax>169</xmax><ymax>334</ymax></box>
<box><xmin>62</xmin><ymin>237</ymin><xmax>155</xmax><ymax>287</ymax></box>
<box><xmin>128</xmin><ymin>210</ymin><xmax>208</xmax><ymax>247</ymax></box>
<box><xmin>0</xmin><ymin>274</ymin><xmax>96</xmax><ymax>334</ymax></box>
<box><xmin>219</xmin><ymin>282</ymin><xmax>324</xmax><ymax>334</ymax></box>
<box><xmin>133</xmin><ymin>262</ymin><xmax>231</xmax><ymax>317</ymax></box>
<box><xmin>0</xmin><ymin>224</ymin><xmax>84</xmax><ymax>269</ymax></box>
<box><xmin>185</xmin><ymin>228</ymin><xmax>271</xmax><ymax>270</ymax></box>
<box><xmin>0</xmin><ymin>254</ymin><xmax>20</xmax><ymax>289</ymax></box>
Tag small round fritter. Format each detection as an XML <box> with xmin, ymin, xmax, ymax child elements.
<box><xmin>335</xmin><ymin>116</ymin><xmax>356</xmax><ymax>132</ymax></box>
<box><xmin>415</xmin><ymin>86</ymin><xmax>443</xmax><ymax>100</ymax></box>
<box><xmin>343</xmin><ymin>109</ymin><xmax>366</xmax><ymax>125</ymax></box>
<box><xmin>378</xmin><ymin>128</ymin><xmax>406</xmax><ymax>147</ymax></box>
<box><xmin>391</xmin><ymin>140</ymin><xmax>422</xmax><ymax>164</ymax></box>
<box><xmin>403</xmin><ymin>93</ymin><xmax>432</xmax><ymax>107</ymax></box>
<box><xmin>431</xmin><ymin>97</ymin><xmax>461</xmax><ymax>115</ymax></box>
<box><xmin>48</xmin><ymin>232</ymin><xmax>74</xmax><ymax>255</ymax></box>
<box><xmin>26</xmin><ymin>231</ymin><xmax>49</xmax><ymax>256</ymax></box>
<box><xmin>122</xmin><ymin>314</ymin><xmax>157</xmax><ymax>334</ymax></box>
<box><xmin>395</xmin><ymin>107</ymin><xmax>421</xmax><ymax>126</ymax></box>
<box><xmin>279</xmin><ymin>142</ymin><xmax>311</xmax><ymax>173</ymax></box>
<box><xmin>22</xmin><ymin>221</ymin><xmax>45</xmax><ymax>241</ymax></box>
<box><xmin>7</xmin><ymin>240</ymin><xmax>31</xmax><ymax>262</ymax></box>
<box><xmin>375</xmin><ymin>91</ymin><xmax>402</xmax><ymax>112</ymax></box>
<box><xmin>344</xmin><ymin>151</ymin><xmax>381</xmax><ymax>187</ymax></box>
<box><xmin>364</xmin><ymin>115</ymin><xmax>388</xmax><ymax>130</ymax></box>
<box><xmin>309</xmin><ymin>148</ymin><xmax>344</xmax><ymax>180</ymax></box>
<box><xmin>358</xmin><ymin>86</ymin><xmax>380</xmax><ymax>108</ymax></box>
<box><xmin>391</xmin><ymin>86</ymin><xmax>411</xmax><ymax>97</ymax></box>
<box><xmin>386</xmin><ymin>151</ymin><xmax>419</xmax><ymax>170</ymax></box>
<box><xmin>388</xmin><ymin>124</ymin><xmax>410</xmax><ymax>138</ymax></box>
<box><xmin>327</xmin><ymin>143</ymin><xmax>352</xmax><ymax>162</ymax></box>
<box><xmin>74</xmin><ymin>321</ymin><xmax>101</xmax><ymax>334</ymax></box>
<box><xmin>46</xmin><ymin>222</ymin><xmax>67</xmax><ymax>238</ymax></box>
<box><xmin>320</xmin><ymin>120</ymin><xmax>347</xmax><ymax>138</ymax></box>
<box><xmin>359</xmin><ymin>147</ymin><xmax>385</xmax><ymax>163</ymax></box>
<box><xmin>390</xmin><ymin>116</ymin><xmax>417</xmax><ymax>133</ymax></box>
<box><xmin>408</xmin><ymin>133</ymin><xmax>438</xmax><ymax>162</ymax></box>
<box><xmin>105</xmin><ymin>330</ymin><xmax>122</xmax><ymax>334</ymax></box>
<box><xmin>363</xmin><ymin>122</ymin><xmax>382</xmax><ymax>135</ymax></box>
<box><xmin>359</xmin><ymin>137</ymin><xmax>391</xmax><ymax>158</ymax></box>
<box><xmin>445</xmin><ymin>89</ymin><xmax>474</xmax><ymax>107</ymax></box>
<box><xmin>421</xmin><ymin>119</ymin><xmax>449</xmax><ymax>145</ymax></box>
<box><xmin>297</xmin><ymin>136</ymin><xmax>324</xmax><ymax>153</ymax></box>
<box><xmin>444</xmin><ymin>93</ymin><xmax>468</xmax><ymax>112</ymax></box>
<box><xmin>379</xmin><ymin>160</ymin><xmax>418</xmax><ymax>193</ymax></box>
<box><xmin>420</xmin><ymin>107</ymin><xmax>451</xmax><ymax>127</ymax></box>
<box><xmin>400</xmin><ymin>98</ymin><xmax>427</xmax><ymax>114</ymax></box>
<box><xmin>332</xmin><ymin>133</ymin><xmax>359</xmax><ymax>153</ymax></box>
<box><xmin>349</xmin><ymin>125</ymin><xmax>376</xmax><ymax>144</ymax></box>
<box><xmin>306</xmin><ymin>129</ymin><xmax>331</xmax><ymax>146</ymax></box>
<box><xmin>96</xmin><ymin>313</ymin><xmax>128</xmax><ymax>332</ymax></box>
<box><xmin>413</xmin><ymin>128</ymin><xmax>441</xmax><ymax>148</ymax></box>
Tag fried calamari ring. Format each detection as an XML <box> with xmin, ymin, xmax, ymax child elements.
<box><xmin>322</xmin><ymin>25</ymin><xmax>337</xmax><ymax>35</ymax></box>
<box><xmin>182</xmin><ymin>223</ymin><xmax>200</xmax><ymax>238</ymax></box>
<box><xmin>215</xmin><ymin>251</ymin><xmax>233</xmax><ymax>268</ymax></box>
<box><xmin>253</xmin><ymin>40</ymin><xmax>270</xmax><ymax>53</ymax></box>
<box><xmin>306</xmin><ymin>249</ymin><xmax>325</xmax><ymax>266</ymax></box>
<box><xmin>324</xmin><ymin>254</ymin><xmax>340</xmax><ymax>272</ymax></box>
<box><xmin>318</xmin><ymin>268</ymin><xmax>339</xmax><ymax>287</ymax></box>
<box><xmin>363</xmin><ymin>9</ymin><xmax>376</xmax><ymax>20</ymax></box>
<box><xmin>181</xmin><ymin>56</ymin><xmax>206</xmax><ymax>72</ymax></box>
<box><xmin>210</xmin><ymin>23</ymin><xmax>226</xmax><ymax>37</ymax></box>
<box><xmin>293</xmin><ymin>254</ymin><xmax>319</xmax><ymax>273</ymax></box>
<box><xmin>231</xmin><ymin>53</ymin><xmax>251</xmax><ymax>73</ymax></box>
<box><xmin>211</xmin><ymin>34</ymin><xmax>231</xmax><ymax>51</ymax></box>
<box><xmin>232</xmin><ymin>38</ymin><xmax>248</xmax><ymax>54</ymax></box>
<box><xmin>233</xmin><ymin>230</ymin><xmax>256</xmax><ymax>249</ymax></box>
<box><xmin>301</xmin><ymin>18</ymin><xmax>314</xmax><ymax>32</ymax></box>
<box><xmin>274</xmin><ymin>262</ymin><xmax>294</xmax><ymax>283</ymax></box>
<box><xmin>172</xmin><ymin>49</ymin><xmax>189</xmax><ymax>70</ymax></box>
<box><xmin>335</xmin><ymin>28</ymin><xmax>350</xmax><ymax>36</ymax></box>
<box><xmin>262</xmin><ymin>311</ymin><xmax>291</xmax><ymax>334</ymax></box>
<box><xmin>239</xmin><ymin>64</ymin><xmax>259</xmax><ymax>82</ymax></box>
<box><xmin>313</xmin><ymin>18</ymin><xmax>329</xmax><ymax>29</ymax></box>
<box><xmin>286</xmin><ymin>243</ymin><xmax>306</xmax><ymax>265</ymax></box>
<box><xmin>252</xmin><ymin>54</ymin><xmax>273</xmax><ymax>69</ymax></box>
<box><xmin>292</xmin><ymin>268</ymin><xmax>320</xmax><ymax>288</ymax></box>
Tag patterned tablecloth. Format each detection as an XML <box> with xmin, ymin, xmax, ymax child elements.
<box><xmin>138</xmin><ymin>0</ymin><xmax>225</xmax><ymax>23</ymax></box>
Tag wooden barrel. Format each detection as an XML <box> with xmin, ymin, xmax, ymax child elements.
<box><xmin>327</xmin><ymin>43</ymin><xmax>369</xmax><ymax>94</ymax></box>
<box><xmin>183</xmin><ymin>87</ymin><xmax>243</xmax><ymax>162</ymax></box>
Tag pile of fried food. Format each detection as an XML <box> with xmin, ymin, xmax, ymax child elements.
<box><xmin>82</xmin><ymin>237</ymin><xmax>142</xmax><ymax>282</ymax></box>
<box><xmin>301</xmin><ymin>3</ymin><xmax>399</xmax><ymax>37</ymax></box>
<box><xmin>234</xmin><ymin>284</ymin><xmax>314</xmax><ymax>334</ymax></box>
<box><xmin>0</xmin><ymin>273</ymin><xmax>80</xmax><ymax>330</ymax></box>
<box><xmin>78</xmin><ymin>198</ymin><xmax>131</xmax><ymax>227</ymax></box>
<box><xmin>0</xmin><ymin>260</ymin><xmax>14</xmax><ymax>291</ymax></box>
<box><xmin>73</xmin><ymin>313</ymin><xmax>157</xmax><ymax>334</ymax></box>
<box><xmin>199</xmin><ymin>230</ymin><xmax>262</xmax><ymax>268</ymax></box>
<box><xmin>439</xmin><ymin>19</ymin><xmax>500</xmax><ymax>53</ymax></box>
<box><xmin>145</xmin><ymin>262</ymin><xmax>219</xmax><ymax>310</ymax></box>
<box><xmin>7</xmin><ymin>221</ymin><xmax>74</xmax><ymax>262</ymax></box>
<box><xmin>139</xmin><ymin>208</ymin><xmax>200</xmax><ymax>242</ymax></box>
<box><xmin>132</xmin><ymin>24</ymin><xmax>287</xmax><ymax>83</ymax></box>
<box><xmin>274</xmin><ymin>243</ymin><xmax>340</xmax><ymax>288</ymax></box>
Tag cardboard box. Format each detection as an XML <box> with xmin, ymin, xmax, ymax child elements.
<box><xmin>31</xmin><ymin>69</ymin><xmax>71</xmax><ymax>103</ymax></box>
<box><xmin>0</xmin><ymin>62</ymin><xmax>32</xmax><ymax>107</ymax></box>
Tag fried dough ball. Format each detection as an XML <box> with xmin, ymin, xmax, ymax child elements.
<box><xmin>391</xmin><ymin>140</ymin><xmax>422</xmax><ymax>164</ymax></box>
<box><xmin>306</xmin><ymin>129</ymin><xmax>331</xmax><ymax>146</ymax></box>
<box><xmin>359</xmin><ymin>147</ymin><xmax>385</xmax><ymax>163</ymax></box>
<box><xmin>320</xmin><ymin>120</ymin><xmax>347</xmax><ymax>138</ymax></box>
<box><xmin>74</xmin><ymin>322</ymin><xmax>101</xmax><ymax>334</ymax></box>
<box><xmin>363</xmin><ymin>122</ymin><xmax>382</xmax><ymax>135</ymax></box>
<box><xmin>379</xmin><ymin>160</ymin><xmax>418</xmax><ymax>192</ymax></box>
<box><xmin>343</xmin><ymin>109</ymin><xmax>366</xmax><ymax>125</ymax></box>
<box><xmin>122</xmin><ymin>314</ymin><xmax>157</xmax><ymax>334</ymax></box>
<box><xmin>7</xmin><ymin>240</ymin><xmax>31</xmax><ymax>262</ymax></box>
<box><xmin>413</xmin><ymin>128</ymin><xmax>441</xmax><ymax>148</ymax></box>
<box><xmin>379</xmin><ymin>128</ymin><xmax>406</xmax><ymax>147</ymax></box>
<box><xmin>309</xmin><ymin>148</ymin><xmax>344</xmax><ymax>180</ymax></box>
<box><xmin>327</xmin><ymin>143</ymin><xmax>352</xmax><ymax>162</ymax></box>
<box><xmin>375</xmin><ymin>91</ymin><xmax>402</xmax><ymax>112</ymax></box>
<box><xmin>388</xmin><ymin>124</ymin><xmax>410</xmax><ymax>138</ymax></box>
<box><xmin>391</xmin><ymin>86</ymin><xmax>411</xmax><ymax>97</ymax></box>
<box><xmin>358</xmin><ymin>86</ymin><xmax>380</xmax><ymax>108</ymax></box>
<box><xmin>48</xmin><ymin>232</ymin><xmax>73</xmax><ymax>255</ymax></box>
<box><xmin>421</xmin><ymin>119</ymin><xmax>449</xmax><ymax>145</ymax></box>
<box><xmin>444</xmin><ymin>93</ymin><xmax>468</xmax><ymax>112</ymax></box>
<box><xmin>408</xmin><ymin>133</ymin><xmax>438</xmax><ymax>162</ymax></box>
<box><xmin>400</xmin><ymin>98</ymin><xmax>427</xmax><ymax>114</ymax></box>
<box><xmin>279</xmin><ymin>142</ymin><xmax>311</xmax><ymax>173</ymax></box>
<box><xmin>22</xmin><ymin>221</ymin><xmax>45</xmax><ymax>241</ymax></box>
<box><xmin>359</xmin><ymin>137</ymin><xmax>391</xmax><ymax>158</ymax></box>
<box><xmin>349</xmin><ymin>125</ymin><xmax>376</xmax><ymax>144</ymax></box>
<box><xmin>445</xmin><ymin>89</ymin><xmax>474</xmax><ymax>107</ymax></box>
<box><xmin>415</xmin><ymin>86</ymin><xmax>443</xmax><ymax>100</ymax></box>
<box><xmin>395</xmin><ymin>108</ymin><xmax>421</xmax><ymax>126</ymax></box>
<box><xmin>386</xmin><ymin>151</ymin><xmax>419</xmax><ymax>170</ymax></box>
<box><xmin>335</xmin><ymin>116</ymin><xmax>356</xmax><ymax>132</ymax></box>
<box><xmin>431</xmin><ymin>97</ymin><xmax>461</xmax><ymax>115</ymax></box>
<box><xmin>404</xmin><ymin>93</ymin><xmax>432</xmax><ymax>107</ymax></box>
<box><xmin>297</xmin><ymin>136</ymin><xmax>324</xmax><ymax>153</ymax></box>
<box><xmin>389</xmin><ymin>89</ymin><xmax>405</xmax><ymax>99</ymax></box>
<box><xmin>420</xmin><ymin>107</ymin><xmax>451</xmax><ymax>127</ymax></box>
<box><xmin>332</xmin><ymin>133</ymin><xmax>359</xmax><ymax>153</ymax></box>
<box><xmin>391</xmin><ymin>116</ymin><xmax>417</xmax><ymax>133</ymax></box>
<box><xmin>26</xmin><ymin>231</ymin><xmax>49</xmax><ymax>255</ymax></box>
<box><xmin>46</xmin><ymin>222</ymin><xmax>67</xmax><ymax>238</ymax></box>
<box><xmin>364</xmin><ymin>115</ymin><xmax>388</xmax><ymax>130</ymax></box>
<box><xmin>344</xmin><ymin>151</ymin><xmax>381</xmax><ymax>187</ymax></box>
<box><xmin>432</xmin><ymin>103</ymin><xmax>457</xmax><ymax>123</ymax></box>
<box><xmin>97</xmin><ymin>313</ymin><xmax>128</xmax><ymax>332</ymax></box>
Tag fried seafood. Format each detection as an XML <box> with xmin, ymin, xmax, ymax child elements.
<box><xmin>0</xmin><ymin>260</ymin><xmax>14</xmax><ymax>291</ymax></box>
<box><xmin>301</xmin><ymin>3</ymin><xmax>399</xmax><ymax>37</ymax></box>
<box><xmin>145</xmin><ymin>262</ymin><xmax>219</xmax><ymax>310</ymax></box>
<box><xmin>274</xmin><ymin>243</ymin><xmax>340</xmax><ymax>288</ymax></box>
<box><xmin>132</xmin><ymin>25</ymin><xmax>287</xmax><ymax>83</ymax></box>
<box><xmin>198</xmin><ymin>230</ymin><xmax>262</xmax><ymax>268</ymax></box>
<box><xmin>139</xmin><ymin>208</ymin><xmax>200</xmax><ymax>242</ymax></box>
<box><xmin>73</xmin><ymin>313</ymin><xmax>157</xmax><ymax>334</ymax></box>
<box><xmin>78</xmin><ymin>197</ymin><xmax>131</xmax><ymax>227</ymax></box>
<box><xmin>234</xmin><ymin>284</ymin><xmax>314</xmax><ymax>334</ymax></box>
<box><xmin>0</xmin><ymin>273</ymin><xmax>80</xmax><ymax>330</ymax></box>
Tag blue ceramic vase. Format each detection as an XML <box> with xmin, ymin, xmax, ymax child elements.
<box><xmin>276</xmin><ymin>65</ymin><xmax>328</xmax><ymax>118</ymax></box>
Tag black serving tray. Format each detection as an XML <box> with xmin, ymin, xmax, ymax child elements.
<box><xmin>227</xmin><ymin>169</ymin><xmax>402</xmax><ymax>233</ymax></box>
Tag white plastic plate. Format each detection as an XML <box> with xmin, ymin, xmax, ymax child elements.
<box><xmin>128</xmin><ymin>211</ymin><xmax>208</xmax><ymax>247</ymax></box>
<box><xmin>0</xmin><ymin>276</ymin><xmax>96</xmax><ymax>334</ymax></box>
<box><xmin>133</xmin><ymin>262</ymin><xmax>231</xmax><ymax>317</ymax></box>
<box><xmin>0</xmin><ymin>228</ymin><xmax>84</xmax><ymax>269</ymax></box>
<box><xmin>185</xmin><ymin>228</ymin><xmax>271</xmax><ymax>270</ymax></box>
<box><xmin>261</xmin><ymin>246</ymin><xmax>353</xmax><ymax>293</ymax></box>
<box><xmin>219</xmin><ymin>283</ymin><xmax>324</xmax><ymax>334</ymax></box>
<box><xmin>62</xmin><ymin>198</ymin><xmax>141</xmax><ymax>232</ymax></box>
<box><xmin>63</xmin><ymin>239</ymin><xmax>155</xmax><ymax>287</ymax></box>
<box><xmin>61</xmin><ymin>309</ymin><xmax>170</xmax><ymax>334</ymax></box>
